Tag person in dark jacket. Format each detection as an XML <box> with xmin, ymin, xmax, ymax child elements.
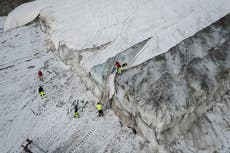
<box><xmin>38</xmin><ymin>86</ymin><xmax>46</xmax><ymax>99</ymax></box>
<box><xmin>74</xmin><ymin>104</ymin><xmax>79</xmax><ymax>118</ymax></box>
<box><xmin>21</xmin><ymin>139</ymin><xmax>33</xmax><ymax>153</ymax></box>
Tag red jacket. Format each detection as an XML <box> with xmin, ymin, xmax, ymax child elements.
<box><xmin>38</xmin><ymin>71</ymin><xmax>43</xmax><ymax>77</ymax></box>
<box><xmin>115</xmin><ymin>61</ymin><xmax>121</xmax><ymax>68</ymax></box>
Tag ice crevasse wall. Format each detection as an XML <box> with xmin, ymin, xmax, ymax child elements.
<box><xmin>4</xmin><ymin>0</ymin><xmax>230</xmax><ymax>152</ymax></box>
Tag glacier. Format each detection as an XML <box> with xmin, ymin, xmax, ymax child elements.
<box><xmin>2</xmin><ymin>0</ymin><xmax>230</xmax><ymax>152</ymax></box>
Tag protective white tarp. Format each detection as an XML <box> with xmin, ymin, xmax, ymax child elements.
<box><xmin>4</xmin><ymin>0</ymin><xmax>230</xmax><ymax>70</ymax></box>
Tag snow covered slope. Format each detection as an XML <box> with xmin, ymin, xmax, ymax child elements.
<box><xmin>4</xmin><ymin>0</ymin><xmax>230</xmax><ymax>71</ymax></box>
<box><xmin>0</xmin><ymin>17</ymin><xmax>147</xmax><ymax>153</ymax></box>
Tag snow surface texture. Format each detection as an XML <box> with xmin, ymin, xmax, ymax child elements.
<box><xmin>113</xmin><ymin>14</ymin><xmax>230</xmax><ymax>153</ymax></box>
<box><xmin>0</xmin><ymin>18</ymin><xmax>148</xmax><ymax>153</ymax></box>
<box><xmin>4</xmin><ymin>0</ymin><xmax>230</xmax><ymax>72</ymax></box>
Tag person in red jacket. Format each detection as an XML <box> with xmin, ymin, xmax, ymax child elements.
<box><xmin>115</xmin><ymin>61</ymin><xmax>122</xmax><ymax>74</ymax></box>
<box><xmin>115</xmin><ymin>61</ymin><xmax>121</xmax><ymax>68</ymax></box>
<box><xmin>38</xmin><ymin>70</ymin><xmax>43</xmax><ymax>82</ymax></box>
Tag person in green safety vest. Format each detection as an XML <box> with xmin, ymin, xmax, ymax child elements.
<box><xmin>117</xmin><ymin>67</ymin><xmax>122</xmax><ymax>74</ymax></box>
<box><xmin>74</xmin><ymin>104</ymin><xmax>79</xmax><ymax>118</ymax></box>
<box><xmin>38</xmin><ymin>86</ymin><xmax>47</xmax><ymax>99</ymax></box>
<box><xmin>96</xmin><ymin>102</ymin><xmax>104</xmax><ymax>117</ymax></box>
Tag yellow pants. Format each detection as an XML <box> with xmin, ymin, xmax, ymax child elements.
<box><xmin>39</xmin><ymin>91</ymin><xmax>46</xmax><ymax>99</ymax></box>
<box><xmin>117</xmin><ymin>67</ymin><xmax>122</xmax><ymax>74</ymax></box>
<box><xmin>74</xmin><ymin>112</ymin><xmax>79</xmax><ymax>118</ymax></box>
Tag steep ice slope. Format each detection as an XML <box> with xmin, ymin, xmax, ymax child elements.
<box><xmin>0</xmin><ymin>18</ymin><xmax>147</xmax><ymax>153</ymax></box>
<box><xmin>113</xmin><ymin>14</ymin><xmax>230</xmax><ymax>153</ymax></box>
<box><xmin>4</xmin><ymin>0</ymin><xmax>230</xmax><ymax>71</ymax></box>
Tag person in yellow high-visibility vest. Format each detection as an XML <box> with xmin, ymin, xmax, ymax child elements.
<box><xmin>117</xmin><ymin>67</ymin><xmax>122</xmax><ymax>74</ymax></box>
<box><xmin>96</xmin><ymin>102</ymin><xmax>104</xmax><ymax>117</ymax></box>
<box><xmin>74</xmin><ymin>104</ymin><xmax>79</xmax><ymax>118</ymax></box>
<box><xmin>38</xmin><ymin>86</ymin><xmax>46</xmax><ymax>99</ymax></box>
<box><xmin>115</xmin><ymin>61</ymin><xmax>122</xmax><ymax>74</ymax></box>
